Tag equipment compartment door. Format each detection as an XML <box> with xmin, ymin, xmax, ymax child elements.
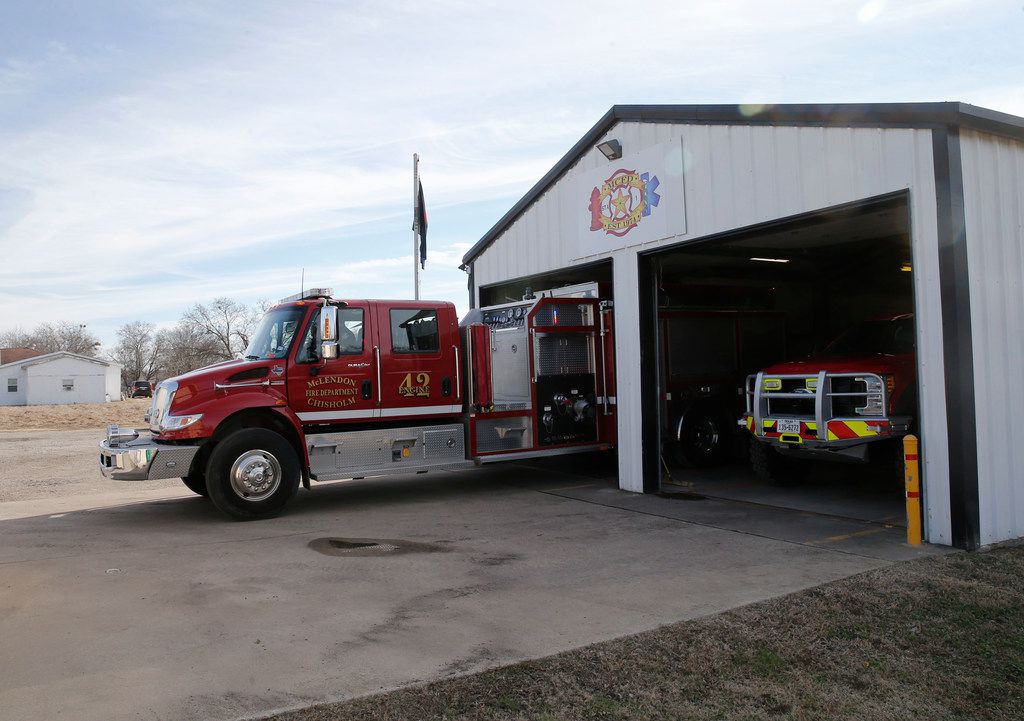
<box><xmin>288</xmin><ymin>303</ymin><xmax>379</xmax><ymax>423</ymax></box>
<box><xmin>374</xmin><ymin>303</ymin><xmax>461</xmax><ymax>421</ymax></box>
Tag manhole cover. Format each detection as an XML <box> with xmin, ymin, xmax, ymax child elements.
<box><xmin>308</xmin><ymin>537</ymin><xmax>448</xmax><ymax>557</ymax></box>
<box><xmin>327</xmin><ymin>539</ymin><xmax>399</xmax><ymax>553</ymax></box>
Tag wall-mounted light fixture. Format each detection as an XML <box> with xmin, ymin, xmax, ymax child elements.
<box><xmin>750</xmin><ymin>257</ymin><xmax>790</xmax><ymax>264</ymax></box>
<box><xmin>597</xmin><ymin>139</ymin><xmax>622</xmax><ymax>160</ymax></box>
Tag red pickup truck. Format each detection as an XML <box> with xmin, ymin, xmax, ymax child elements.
<box><xmin>741</xmin><ymin>315</ymin><xmax>916</xmax><ymax>484</ymax></box>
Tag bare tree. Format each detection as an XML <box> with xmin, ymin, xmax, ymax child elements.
<box><xmin>0</xmin><ymin>321</ymin><xmax>100</xmax><ymax>356</ymax></box>
<box><xmin>155</xmin><ymin>323</ymin><xmax>224</xmax><ymax>379</ymax></box>
<box><xmin>181</xmin><ymin>298</ymin><xmax>259</xmax><ymax>360</ymax></box>
<box><xmin>0</xmin><ymin>327</ymin><xmax>34</xmax><ymax>349</ymax></box>
<box><xmin>111</xmin><ymin>321</ymin><xmax>163</xmax><ymax>388</ymax></box>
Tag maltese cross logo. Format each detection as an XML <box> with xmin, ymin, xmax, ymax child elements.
<box><xmin>588</xmin><ymin>169</ymin><xmax>661</xmax><ymax>237</ymax></box>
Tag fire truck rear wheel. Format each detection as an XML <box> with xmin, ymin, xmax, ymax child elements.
<box><xmin>205</xmin><ymin>429</ymin><xmax>300</xmax><ymax>520</ymax></box>
<box><xmin>181</xmin><ymin>473</ymin><xmax>208</xmax><ymax>497</ymax></box>
<box><xmin>673</xmin><ymin>408</ymin><xmax>730</xmax><ymax>467</ymax></box>
<box><xmin>749</xmin><ymin>439</ymin><xmax>805</xmax><ymax>487</ymax></box>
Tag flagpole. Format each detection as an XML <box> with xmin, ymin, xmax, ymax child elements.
<box><xmin>413</xmin><ymin>153</ymin><xmax>420</xmax><ymax>300</ymax></box>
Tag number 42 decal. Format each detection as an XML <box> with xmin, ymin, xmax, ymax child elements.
<box><xmin>399</xmin><ymin>372</ymin><xmax>431</xmax><ymax>398</ymax></box>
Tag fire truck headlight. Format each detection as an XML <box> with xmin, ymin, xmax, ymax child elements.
<box><xmin>856</xmin><ymin>376</ymin><xmax>885</xmax><ymax>416</ymax></box>
<box><xmin>160</xmin><ymin>413</ymin><xmax>203</xmax><ymax>431</ymax></box>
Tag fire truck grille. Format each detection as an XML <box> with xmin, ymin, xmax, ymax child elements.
<box><xmin>533</xmin><ymin>303</ymin><xmax>593</xmax><ymax>327</ymax></box>
<box><xmin>830</xmin><ymin>377</ymin><xmax>869</xmax><ymax>416</ymax></box>
<box><xmin>766</xmin><ymin>397</ymin><xmax>813</xmax><ymax>416</ymax></box>
<box><xmin>534</xmin><ymin>334</ymin><xmax>594</xmax><ymax>376</ymax></box>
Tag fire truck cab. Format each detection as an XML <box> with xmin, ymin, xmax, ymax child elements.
<box><xmin>99</xmin><ymin>289</ymin><xmax>615</xmax><ymax>519</ymax></box>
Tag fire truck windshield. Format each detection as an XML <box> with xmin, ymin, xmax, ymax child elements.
<box><xmin>822</xmin><ymin>316</ymin><xmax>915</xmax><ymax>357</ymax></box>
<box><xmin>243</xmin><ymin>306</ymin><xmax>306</xmax><ymax>361</ymax></box>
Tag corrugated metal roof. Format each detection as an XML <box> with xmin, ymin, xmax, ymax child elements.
<box><xmin>462</xmin><ymin>102</ymin><xmax>1024</xmax><ymax>266</ymax></box>
<box><xmin>0</xmin><ymin>351</ymin><xmax>116</xmax><ymax>371</ymax></box>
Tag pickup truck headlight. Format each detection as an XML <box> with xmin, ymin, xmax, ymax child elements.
<box><xmin>855</xmin><ymin>376</ymin><xmax>885</xmax><ymax>416</ymax></box>
<box><xmin>160</xmin><ymin>413</ymin><xmax>203</xmax><ymax>431</ymax></box>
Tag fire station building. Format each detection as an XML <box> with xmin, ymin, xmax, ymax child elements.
<box><xmin>461</xmin><ymin>103</ymin><xmax>1024</xmax><ymax>550</ymax></box>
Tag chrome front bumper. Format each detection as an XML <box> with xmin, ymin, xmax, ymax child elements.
<box><xmin>99</xmin><ymin>432</ymin><xmax>201</xmax><ymax>481</ymax></box>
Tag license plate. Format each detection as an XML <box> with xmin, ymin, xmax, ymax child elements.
<box><xmin>775</xmin><ymin>419</ymin><xmax>801</xmax><ymax>434</ymax></box>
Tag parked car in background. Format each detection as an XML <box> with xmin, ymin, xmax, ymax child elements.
<box><xmin>129</xmin><ymin>380</ymin><xmax>155</xmax><ymax>398</ymax></box>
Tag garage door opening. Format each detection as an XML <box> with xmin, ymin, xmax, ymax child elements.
<box><xmin>477</xmin><ymin>260</ymin><xmax>612</xmax><ymax>308</ymax></box>
<box><xmin>650</xmin><ymin>193</ymin><xmax>919</xmax><ymax>527</ymax></box>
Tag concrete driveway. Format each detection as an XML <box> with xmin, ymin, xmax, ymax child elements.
<box><xmin>0</xmin><ymin>432</ymin><xmax>942</xmax><ymax>721</ymax></box>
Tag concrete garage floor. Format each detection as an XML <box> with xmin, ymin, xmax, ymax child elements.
<box><xmin>0</xmin><ymin>436</ymin><xmax>944</xmax><ymax>721</ymax></box>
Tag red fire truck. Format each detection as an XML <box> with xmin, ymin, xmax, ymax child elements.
<box><xmin>100</xmin><ymin>289</ymin><xmax>616</xmax><ymax>519</ymax></box>
<box><xmin>740</xmin><ymin>315</ymin><xmax>917</xmax><ymax>484</ymax></box>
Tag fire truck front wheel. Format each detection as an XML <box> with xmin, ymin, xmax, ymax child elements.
<box><xmin>205</xmin><ymin>429</ymin><xmax>300</xmax><ymax>520</ymax></box>
<box><xmin>181</xmin><ymin>474</ymin><xmax>208</xmax><ymax>497</ymax></box>
<box><xmin>749</xmin><ymin>439</ymin><xmax>806</xmax><ymax>487</ymax></box>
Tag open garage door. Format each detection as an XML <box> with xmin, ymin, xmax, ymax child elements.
<box><xmin>477</xmin><ymin>260</ymin><xmax>612</xmax><ymax>308</ymax></box>
<box><xmin>650</xmin><ymin>193</ymin><xmax>919</xmax><ymax>528</ymax></box>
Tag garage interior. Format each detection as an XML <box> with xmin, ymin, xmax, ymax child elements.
<box><xmin>474</xmin><ymin>193</ymin><xmax>920</xmax><ymax>531</ymax></box>
<box><xmin>650</xmin><ymin>193</ymin><xmax>918</xmax><ymax>527</ymax></box>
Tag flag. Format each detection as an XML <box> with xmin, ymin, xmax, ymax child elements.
<box><xmin>416</xmin><ymin>180</ymin><xmax>428</xmax><ymax>269</ymax></box>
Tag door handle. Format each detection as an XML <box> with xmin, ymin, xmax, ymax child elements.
<box><xmin>362</xmin><ymin>379</ymin><xmax>372</xmax><ymax>400</ymax></box>
<box><xmin>373</xmin><ymin>346</ymin><xmax>382</xmax><ymax>403</ymax></box>
<box><xmin>442</xmin><ymin>377</ymin><xmax>451</xmax><ymax>397</ymax></box>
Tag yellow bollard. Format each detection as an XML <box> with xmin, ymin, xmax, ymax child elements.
<box><xmin>903</xmin><ymin>434</ymin><xmax>922</xmax><ymax>545</ymax></box>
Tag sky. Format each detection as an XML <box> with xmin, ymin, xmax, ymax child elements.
<box><xmin>0</xmin><ymin>0</ymin><xmax>1021</xmax><ymax>353</ymax></box>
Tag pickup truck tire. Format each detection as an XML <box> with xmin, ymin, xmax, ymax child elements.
<box><xmin>205</xmin><ymin>429</ymin><xmax>300</xmax><ymax>520</ymax></box>
<box><xmin>672</xmin><ymin>407</ymin><xmax>730</xmax><ymax>467</ymax></box>
<box><xmin>749</xmin><ymin>439</ymin><xmax>805</xmax><ymax>487</ymax></box>
<box><xmin>181</xmin><ymin>474</ymin><xmax>208</xmax><ymax>497</ymax></box>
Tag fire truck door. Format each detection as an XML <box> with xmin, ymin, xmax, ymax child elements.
<box><xmin>373</xmin><ymin>303</ymin><xmax>460</xmax><ymax>420</ymax></box>
<box><xmin>288</xmin><ymin>303</ymin><xmax>380</xmax><ymax>423</ymax></box>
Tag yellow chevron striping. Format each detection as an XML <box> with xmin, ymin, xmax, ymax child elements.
<box><xmin>845</xmin><ymin>420</ymin><xmax>877</xmax><ymax>437</ymax></box>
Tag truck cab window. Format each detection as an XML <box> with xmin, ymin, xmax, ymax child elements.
<box><xmin>390</xmin><ymin>309</ymin><xmax>439</xmax><ymax>353</ymax></box>
<box><xmin>296</xmin><ymin>308</ymin><xmax>365</xmax><ymax>363</ymax></box>
<box><xmin>244</xmin><ymin>306</ymin><xmax>306</xmax><ymax>361</ymax></box>
<box><xmin>338</xmin><ymin>309</ymin><xmax>364</xmax><ymax>353</ymax></box>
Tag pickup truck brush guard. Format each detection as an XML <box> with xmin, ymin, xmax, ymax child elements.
<box><xmin>741</xmin><ymin>370</ymin><xmax>910</xmax><ymax>449</ymax></box>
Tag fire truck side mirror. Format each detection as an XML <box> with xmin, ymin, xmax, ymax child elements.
<box><xmin>321</xmin><ymin>342</ymin><xmax>339</xmax><ymax>359</ymax></box>
<box><xmin>320</xmin><ymin>305</ymin><xmax>338</xmax><ymax>341</ymax></box>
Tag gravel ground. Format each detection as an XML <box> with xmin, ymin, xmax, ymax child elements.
<box><xmin>0</xmin><ymin>398</ymin><xmax>150</xmax><ymax>431</ymax></box>
<box><xmin>0</xmin><ymin>399</ymin><xmax>177</xmax><ymax>503</ymax></box>
<box><xmin>0</xmin><ymin>428</ymin><xmax>179</xmax><ymax>503</ymax></box>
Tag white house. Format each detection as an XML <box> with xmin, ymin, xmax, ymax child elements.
<box><xmin>0</xmin><ymin>352</ymin><xmax>122</xmax><ymax>406</ymax></box>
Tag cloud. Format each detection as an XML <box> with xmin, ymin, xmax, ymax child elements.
<box><xmin>0</xmin><ymin>0</ymin><xmax>1016</xmax><ymax>351</ymax></box>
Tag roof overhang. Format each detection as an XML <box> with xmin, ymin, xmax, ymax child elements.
<box><xmin>462</xmin><ymin>101</ymin><xmax>1024</xmax><ymax>266</ymax></box>
<box><xmin>0</xmin><ymin>351</ymin><xmax>117</xmax><ymax>372</ymax></box>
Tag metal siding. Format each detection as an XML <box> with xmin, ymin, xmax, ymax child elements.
<box><xmin>612</xmin><ymin>249</ymin><xmax>643</xmax><ymax>492</ymax></box>
<box><xmin>23</xmin><ymin>356</ymin><xmax>112</xmax><ymax>405</ymax></box>
<box><xmin>961</xmin><ymin>129</ymin><xmax>1024</xmax><ymax>545</ymax></box>
<box><xmin>473</xmin><ymin>124</ymin><xmax>952</xmax><ymax>543</ymax></box>
<box><xmin>909</xmin><ymin>130</ymin><xmax>952</xmax><ymax>545</ymax></box>
<box><xmin>0</xmin><ymin>367</ymin><xmax>27</xmax><ymax>406</ymax></box>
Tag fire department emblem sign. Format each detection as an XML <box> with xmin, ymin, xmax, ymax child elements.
<box><xmin>588</xmin><ymin>169</ymin><xmax>661</xmax><ymax>237</ymax></box>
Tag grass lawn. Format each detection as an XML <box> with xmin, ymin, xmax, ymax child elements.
<box><xmin>272</xmin><ymin>545</ymin><xmax>1024</xmax><ymax>721</ymax></box>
